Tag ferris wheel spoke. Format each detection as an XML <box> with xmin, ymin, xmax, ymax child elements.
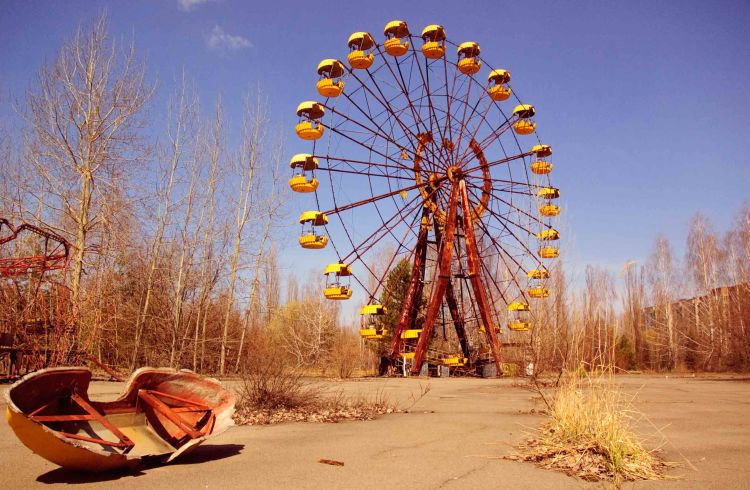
<box><xmin>350</xmin><ymin>206</ymin><xmax>424</xmax><ymax>302</ymax></box>
<box><xmin>322</xmin><ymin>123</ymin><xmax>414</xmax><ymax>172</ymax></box>
<box><xmin>464</xmin><ymin>183</ymin><xmax>537</xmax><ymax>263</ymax></box>
<box><xmin>340</xmin><ymin>184</ymin><xmax>435</xmax><ymax>264</ymax></box>
<box><xmin>469</xmin><ymin>212</ymin><xmax>531</xmax><ymax>298</ymax></box>
<box><xmin>408</xmin><ymin>40</ymin><xmax>454</xmax><ymax>166</ymax></box>
<box><xmin>314</xmin><ymin>155</ymin><xmax>413</xmax><ymax>175</ymax></box>
<box><xmin>322</xmin><ymin>177</ymin><xmax>446</xmax><ymax>216</ymax></box>
<box><xmin>322</xmin><ymin>103</ymin><xmax>416</xmax><ymax>166</ymax></box>
<box><xmin>471</xmin><ymin>181</ymin><xmax>549</xmax><ymax>229</ymax></box>
<box><xmin>316</xmin><ymin>165</ymin><xmax>414</xmax><ymax>180</ymax></box>
<box><xmin>348</xmin><ymin>63</ymin><xmax>440</xmax><ymax>164</ymax></box>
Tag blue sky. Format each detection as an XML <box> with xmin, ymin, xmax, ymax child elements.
<box><xmin>2</xmin><ymin>0</ymin><xmax>749</xmax><ymax>300</ymax></box>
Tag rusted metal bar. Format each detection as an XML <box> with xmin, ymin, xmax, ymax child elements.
<box><xmin>388</xmin><ymin>208</ymin><xmax>430</xmax><ymax>359</ymax></box>
<box><xmin>411</xmin><ymin>181</ymin><xmax>460</xmax><ymax>375</ymax></box>
<box><xmin>70</xmin><ymin>393</ymin><xmax>135</xmax><ymax>450</ymax></box>
<box><xmin>433</xmin><ymin>219</ymin><xmax>470</xmax><ymax>359</ymax></box>
<box><xmin>138</xmin><ymin>390</ymin><xmax>203</xmax><ymax>440</ymax></box>
<box><xmin>86</xmin><ymin>355</ymin><xmax>124</xmax><ymax>382</ymax></box>
<box><xmin>459</xmin><ymin>180</ymin><xmax>503</xmax><ymax>375</ymax></box>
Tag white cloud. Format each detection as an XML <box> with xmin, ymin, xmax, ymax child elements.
<box><xmin>206</xmin><ymin>25</ymin><xmax>253</xmax><ymax>52</ymax></box>
<box><xmin>178</xmin><ymin>0</ymin><xmax>215</xmax><ymax>12</ymax></box>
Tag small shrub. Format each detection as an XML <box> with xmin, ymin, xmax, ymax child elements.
<box><xmin>510</xmin><ymin>369</ymin><xmax>674</xmax><ymax>483</ymax></box>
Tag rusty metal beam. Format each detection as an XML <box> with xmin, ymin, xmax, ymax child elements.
<box><xmin>411</xmin><ymin>182</ymin><xmax>460</xmax><ymax>374</ymax></box>
<box><xmin>459</xmin><ymin>180</ymin><xmax>503</xmax><ymax>375</ymax></box>
<box><xmin>433</xmin><ymin>219</ymin><xmax>470</xmax><ymax>359</ymax></box>
<box><xmin>388</xmin><ymin>207</ymin><xmax>430</xmax><ymax>359</ymax></box>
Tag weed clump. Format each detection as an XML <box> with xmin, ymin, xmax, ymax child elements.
<box><xmin>233</xmin><ymin>363</ymin><xmax>395</xmax><ymax>425</ymax></box>
<box><xmin>510</xmin><ymin>370</ymin><xmax>674</xmax><ymax>483</ymax></box>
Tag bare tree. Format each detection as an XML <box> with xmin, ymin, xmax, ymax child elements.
<box><xmin>22</xmin><ymin>13</ymin><xmax>152</xmax><ymax>312</ymax></box>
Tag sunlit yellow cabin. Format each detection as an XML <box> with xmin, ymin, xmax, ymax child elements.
<box><xmin>537</xmin><ymin>186</ymin><xmax>560</xmax><ymax>200</ymax></box>
<box><xmin>324</xmin><ymin>262</ymin><xmax>353</xmax><ymax>300</ymax></box>
<box><xmin>487</xmin><ymin>69</ymin><xmax>512</xmax><ymax>101</ymax></box>
<box><xmin>507</xmin><ymin>301</ymin><xmax>531</xmax><ymax>331</ymax></box>
<box><xmin>289</xmin><ymin>153</ymin><xmax>319</xmax><ymax>193</ymax></box>
<box><xmin>295</xmin><ymin>101</ymin><xmax>325</xmax><ymax>140</ymax></box>
<box><xmin>316</xmin><ymin>59</ymin><xmax>345</xmax><ymax>98</ymax></box>
<box><xmin>512</xmin><ymin>104</ymin><xmax>536</xmax><ymax>135</ymax></box>
<box><xmin>298</xmin><ymin>211</ymin><xmax>328</xmax><ymax>249</ymax></box>
<box><xmin>531</xmin><ymin>160</ymin><xmax>553</xmax><ymax>174</ymax></box>
<box><xmin>347</xmin><ymin>32</ymin><xmax>375</xmax><ymax>69</ymax></box>
<box><xmin>443</xmin><ymin>355</ymin><xmax>467</xmax><ymax>366</ymax></box>
<box><xmin>539</xmin><ymin>204</ymin><xmax>561</xmax><ymax>217</ymax></box>
<box><xmin>532</xmin><ymin>144</ymin><xmax>552</xmax><ymax>158</ymax></box>
<box><xmin>527</xmin><ymin>268</ymin><xmax>550</xmax><ymax>298</ymax></box>
<box><xmin>528</xmin><ymin>287</ymin><xmax>550</xmax><ymax>298</ymax></box>
<box><xmin>537</xmin><ymin>228</ymin><xmax>560</xmax><ymax>241</ymax></box>
<box><xmin>359</xmin><ymin>303</ymin><xmax>387</xmax><ymax>339</ymax></box>
<box><xmin>421</xmin><ymin>24</ymin><xmax>446</xmax><ymax>59</ymax></box>
<box><xmin>457</xmin><ymin>42</ymin><xmax>481</xmax><ymax>75</ymax></box>
<box><xmin>538</xmin><ymin>246</ymin><xmax>560</xmax><ymax>259</ymax></box>
<box><xmin>384</xmin><ymin>20</ymin><xmax>410</xmax><ymax>57</ymax></box>
<box><xmin>531</xmin><ymin>144</ymin><xmax>553</xmax><ymax>174</ymax></box>
<box><xmin>401</xmin><ymin>352</ymin><xmax>416</xmax><ymax>360</ymax></box>
<box><xmin>528</xmin><ymin>268</ymin><xmax>550</xmax><ymax>280</ymax></box>
<box><xmin>401</xmin><ymin>329</ymin><xmax>422</xmax><ymax>339</ymax></box>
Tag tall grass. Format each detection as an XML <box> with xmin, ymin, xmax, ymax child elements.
<box><xmin>517</xmin><ymin>369</ymin><xmax>672</xmax><ymax>482</ymax></box>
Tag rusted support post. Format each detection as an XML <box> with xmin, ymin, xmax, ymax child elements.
<box><xmin>433</xmin><ymin>220</ymin><xmax>470</xmax><ymax>358</ymax></box>
<box><xmin>459</xmin><ymin>180</ymin><xmax>503</xmax><ymax>375</ymax></box>
<box><xmin>411</xmin><ymin>182</ymin><xmax>460</xmax><ymax>374</ymax></box>
<box><xmin>388</xmin><ymin>208</ymin><xmax>429</xmax><ymax>359</ymax></box>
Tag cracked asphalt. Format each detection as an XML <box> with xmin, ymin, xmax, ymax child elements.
<box><xmin>1</xmin><ymin>374</ymin><xmax>748</xmax><ymax>488</ymax></box>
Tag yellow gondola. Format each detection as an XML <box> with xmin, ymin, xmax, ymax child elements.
<box><xmin>487</xmin><ymin>69</ymin><xmax>512</xmax><ymax>101</ymax></box>
<box><xmin>295</xmin><ymin>101</ymin><xmax>325</xmax><ymax>140</ymax></box>
<box><xmin>298</xmin><ymin>211</ymin><xmax>328</xmax><ymax>249</ymax></box>
<box><xmin>531</xmin><ymin>144</ymin><xmax>552</xmax><ymax>158</ymax></box>
<box><xmin>538</xmin><ymin>246</ymin><xmax>560</xmax><ymax>259</ymax></box>
<box><xmin>324</xmin><ymin>262</ymin><xmax>353</xmax><ymax>300</ymax></box>
<box><xmin>359</xmin><ymin>303</ymin><xmax>387</xmax><ymax>338</ymax></box>
<box><xmin>289</xmin><ymin>153</ymin><xmax>319</xmax><ymax>193</ymax></box>
<box><xmin>527</xmin><ymin>268</ymin><xmax>551</xmax><ymax>298</ymax></box>
<box><xmin>537</xmin><ymin>228</ymin><xmax>560</xmax><ymax>241</ymax></box>
<box><xmin>384</xmin><ymin>20</ymin><xmax>410</xmax><ymax>57</ymax></box>
<box><xmin>400</xmin><ymin>329</ymin><xmax>422</xmax><ymax>339</ymax></box>
<box><xmin>507</xmin><ymin>301</ymin><xmax>531</xmax><ymax>331</ymax></box>
<box><xmin>421</xmin><ymin>24</ymin><xmax>446</xmax><ymax>59</ymax></box>
<box><xmin>457</xmin><ymin>41</ymin><xmax>481</xmax><ymax>75</ymax></box>
<box><xmin>527</xmin><ymin>268</ymin><xmax>550</xmax><ymax>279</ymax></box>
<box><xmin>537</xmin><ymin>187</ymin><xmax>560</xmax><ymax>200</ymax></box>
<box><xmin>539</xmin><ymin>203</ymin><xmax>561</xmax><ymax>217</ymax></box>
<box><xmin>512</xmin><ymin>104</ymin><xmax>536</xmax><ymax>135</ymax></box>
<box><xmin>316</xmin><ymin>59</ymin><xmax>346</xmax><ymax>98</ymax></box>
<box><xmin>527</xmin><ymin>287</ymin><xmax>550</xmax><ymax>298</ymax></box>
<box><xmin>531</xmin><ymin>144</ymin><xmax>553</xmax><ymax>174</ymax></box>
<box><xmin>531</xmin><ymin>160</ymin><xmax>553</xmax><ymax>174</ymax></box>
<box><xmin>442</xmin><ymin>355</ymin><xmax>467</xmax><ymax>366</ymax></box>
<box><xmin>347</xmin><ymin>32</ymin><xmax>375</xmax><ymax>69</ymax></box>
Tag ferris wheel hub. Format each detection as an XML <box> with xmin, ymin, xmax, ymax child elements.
<box><xmin>446</xmin><ymin>165</ymin><xmax>464</xmax><ymax>182</ymax></box>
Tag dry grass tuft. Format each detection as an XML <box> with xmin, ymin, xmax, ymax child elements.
<box><xmin>508</xmin><ymin>369</ymin><xmax>676</xmax><ymax>483</ymax></box>
<box><xmin>233</xmin><ymin>363</ymin><xmax>396</xmax><ymax>425</ymax></box>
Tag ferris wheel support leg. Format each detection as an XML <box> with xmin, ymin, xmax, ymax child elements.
<box><xmin>410</xmin><ymin>183</ymin><xmax>461</xmax><ymax>375</ymax></box>
<box><xmin>445</xmin><ymin>282</ymin><xmax>470</xmax><ymax>359</ymax></box>
<box><xmin>388</xmin><ymin>209</ymin><xmax>430</xmax><ymax>361</ymax></box>
<box><xmin>433</xmin><ymin>221</ymin><xmax>470</xmax><ymax>359</ymax></box>
<box><xmin>458</xmin><ymin>180</ymin><xmax>504</xmax><ymax>376</ymax></box>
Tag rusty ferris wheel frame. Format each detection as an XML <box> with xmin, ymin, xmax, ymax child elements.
<box><xmin>292</xmin><ymin>22</ymin><xmax>560</xmax><ymax>376</ymax></box>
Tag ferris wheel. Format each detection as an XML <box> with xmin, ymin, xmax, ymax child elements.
<box><xmin>290</xmin><ymin>20</ymin><xmax>560</xmax><ymax>376</ymax></box>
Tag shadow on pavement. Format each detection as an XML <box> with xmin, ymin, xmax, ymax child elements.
<box><xmin>35</xmin><ymin>444</ymin><xmax>245</xmax><ymax>484</ymax></box>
